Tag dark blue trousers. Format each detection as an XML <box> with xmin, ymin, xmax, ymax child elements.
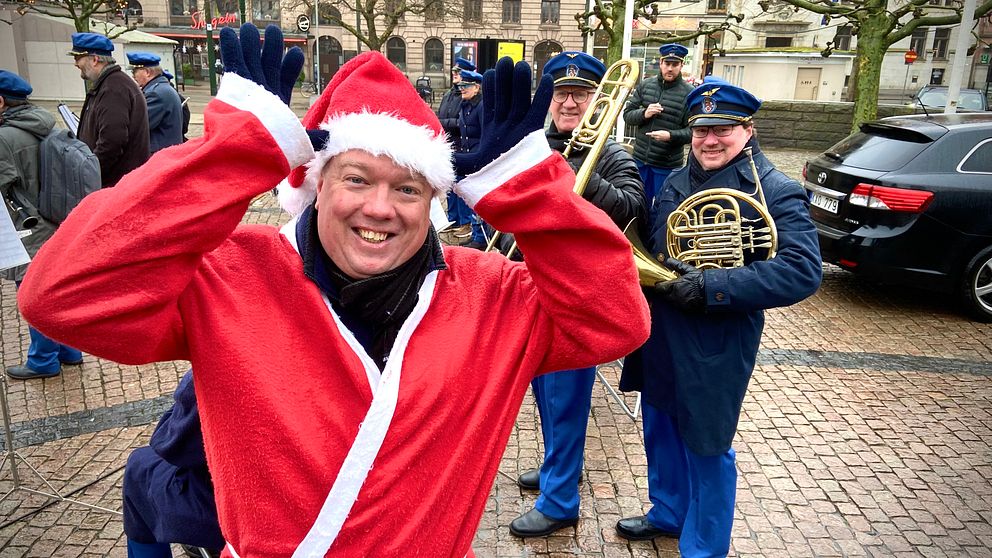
<box><xmin>123</xmin><ymin>447</ymin><xmax>223</xmax><ymax>552</ymax></box>
<box><xmin>642</xmin><ymin>402</ymin><xmax>736</xmax><ymax>558</ymax></box>
<box><xmin>445</xmin><ymin>191</ymin><xmax>473</xmax><ymax>226</ymax></box>
<box><xmin>14</xmin><ymin>282</ymin><xmax>81</xmax><ymax>373</ymax></box>
<box><xmin>531</xmin><ymin>366</ymin><xmax>596</xmax><ymax>520</ymax></box>
<box><xmin>635</xmin><ymin>162</ymin><xmax>674</xmax><ymax>223</ymax></box>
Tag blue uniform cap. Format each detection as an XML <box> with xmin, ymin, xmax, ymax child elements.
<box><xmin>453</xmin><ymin>57</ymin><xmax>476</xmax><ymax>72</ymax></box>
<box><xmin>126</xmin><ymin>52</ymin><xmax>161</xmax><ymax>68</ymax></box>
<box><xmin>659</xmin><ymin>43</ymin><xmax>689</xmax><ymax>62</ymax></box>
<box><xmin>163</xmin><ymin>69</ymin><xmax>174</xmax><ymax>81</ymax></box>
<box><xmin>543</xmin><ymin>51</ymin><xmax>606</xmax><ymax>89</ymax></box>
<box><xmin>68</xmin><ymin>33</ymin><xmax>114</xmax><ymax>56</ymax></box>
<box><xmin>0</xmin><ymin>70</ymin><xmax>32</xmax><ymax>100</ymax></box>
<box><xmin>459</xmin><ymin>70</ymin><xmax>483</xmax><ymax>84</ymax></box>
<box><xmin>685</xmin><ymin>76</ymin><xmax>762</xmax><ymax>126</ymax></box>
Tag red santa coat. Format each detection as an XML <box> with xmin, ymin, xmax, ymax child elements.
<box><xmin>19</xmin><ymin>76</ymin><xmax>650</xmax><ymax>557</ymax></box>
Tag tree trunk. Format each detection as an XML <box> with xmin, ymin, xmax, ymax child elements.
<box><xmin>849</xmin><ymin>16</ymin><xmax>888</xmax><ymax>133</ymax></box>
<box><xmin>604</xmin><ymin>1</ymin><xmax>627</xmax><ymax>65</ymax></box>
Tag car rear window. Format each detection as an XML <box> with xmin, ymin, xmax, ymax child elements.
<box><xmin>823</xmin><ymin>126</ymin><xmax>934</xmax><ymax>171</ymax></box>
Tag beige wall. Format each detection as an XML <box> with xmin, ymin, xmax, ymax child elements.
<box><xmin>715</xmin><ymin>54</ymin><xmax>852</xmax><ymax>102</ymax></box>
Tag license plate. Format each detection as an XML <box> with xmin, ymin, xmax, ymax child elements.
<box><xmin>810</xmin><ymin>192</ymin><xmax>839</xmax><ymax>214</ymax></box>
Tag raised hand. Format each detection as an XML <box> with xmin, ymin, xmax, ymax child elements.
<box><xmin>453</xmin><ymin>57</ymin><xmax>554</xmax><ymax>177</ymax></box>
<box><xmin>218</xmin><ymin>23</ymin><xmax>304</xmax><ymax>106</ymax></box>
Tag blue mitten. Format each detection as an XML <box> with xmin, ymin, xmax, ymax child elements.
<box><xmin>219</xmin><ymin>23</ymin><xmax>304</xmax><ymax>105</ymax></box>
<box><xmin>453</xmin><ymin>57</ymin><xmax>553</xmax><ymax>176</ymax></box>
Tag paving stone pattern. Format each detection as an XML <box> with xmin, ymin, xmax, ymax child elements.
<box><xmin>3</xmin><ymin>92</ymin><xmax>991</xmax><ymax>556</ymax></box>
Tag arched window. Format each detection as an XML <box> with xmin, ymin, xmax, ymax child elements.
<box><xmin>386</xmin><ymin>37</ymin><xmax>406</xmax><ymax>72</ymax></box>
<box><xmin>424</xmin><ymin>38</ymin><xmax>444</xmax><ymax>73</ymax></box>
<box><xmin>318</xmin><ymin>3</ymin><xmax>341</xmax><ymax>25</ymax></box>
<box><xmin>313</xmin><ymin>36</ymin><xmax>343</xmax><ymax>86</ymax></box>
<box><xmin>533</xmin><ymin>40</ymin><xmax>562</xmax><ymax>78</ymax></box>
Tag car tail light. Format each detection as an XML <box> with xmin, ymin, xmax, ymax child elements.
<box><xmin>849</xmin><ymin>184</ymin><xmax>934</xmax><ymax>213</ymax></box>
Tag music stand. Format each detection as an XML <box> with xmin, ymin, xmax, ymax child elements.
<box><xmin>596</xmin><ymin>359</ymin><xmax>641</xmax><ymax>420</ymax></box>
<box><xmin>0</xmin><ymin>374</ymin><xmax>121</xmax><ymax>516</ymax></box>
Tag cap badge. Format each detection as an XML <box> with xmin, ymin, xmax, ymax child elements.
<box><xmin>566</xmin><ymin>64</ymin><xmax>579</xmax><ymax>78</ymax></box>
<box><xmin>702</xmin><ymin>97</ymin><xmax>716</xmax><ymax>114</ymax></box>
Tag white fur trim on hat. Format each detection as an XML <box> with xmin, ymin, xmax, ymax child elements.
<box><xmin>279</xmin><ymin>111</ymin><xmax>454</xmax><ymax>217</ymax></box>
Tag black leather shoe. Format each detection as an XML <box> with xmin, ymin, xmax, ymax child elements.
<box><xmin>616</xmin><ymin>515</ymin><xmax>679</xmax><ymax>541</ymax></box>
<box><xmin>517</xmin><ymin>468</ymin><xmax>584</xmax><ymax>491</ymax></box>
<box><xmin>6</xmin><ymin>365</ymin><xmax>60</xmax><ymax>380</ymax></box>
<box><xmin>60</xmin><ymin>358</ymin><xmax>84</xmax><ymax>366</ymax></box>
<box><xmin>509</xmin><ymin>507</ymin><xmax>577</xmax><ymax>538</ymax></box>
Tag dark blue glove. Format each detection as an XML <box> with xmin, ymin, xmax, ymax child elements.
<box><xmin>654</xmin><ymin>256</ymin><xmax>706</xmax><ymax>312</ymax></box>
<box><xmin>219</xmin><ymin>23</ymin><xmax>304</xmax><ymax>106</ymax></box>
<box><xmin>453</xmin><ymin>57</ymin><xmax>553</xmax><ymax>176</ymax></box>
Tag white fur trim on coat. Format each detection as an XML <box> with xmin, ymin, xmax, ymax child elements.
<box><xmin>278</xmin><ymin>112</ymin><xmax>454</xmax><ymax>217</ymax></box>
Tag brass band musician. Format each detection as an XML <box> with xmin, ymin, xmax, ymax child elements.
<box><xmin>617</xmin><ymin>77</ymin><xmax>822</xmax><ymax>557</ymax></box>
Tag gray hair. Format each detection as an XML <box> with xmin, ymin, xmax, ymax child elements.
<box><xmin>94</xmin><ymin>54</ymin><xmax>116</xmax><ymax>65</ymax></box>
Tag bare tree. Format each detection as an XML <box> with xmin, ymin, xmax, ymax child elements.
<box><xmin>760</xmin><ymin>0</ymin><xmax>992</xmax><ymax>131</ymax></box>
<box><xmin>9</xmin><ymin>0</ymin><xmax>135</xmax><ymax>33</ymax></box>
<box><xmin>575</xmin><ymin>0</ymin><xmax>744</xmax><ymax>65</ymax></box>
<box><xmin>282</xmin><ymin>0</ymin><xmax>468</xmax><ymax>52</ymax></box>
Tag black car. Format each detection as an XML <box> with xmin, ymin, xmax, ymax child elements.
<box><xmin>914</xmin><ymin>85</ymin><xmax>990</xmax><ymax>112</ymax></box>
<box><xmin>803</xmin><ymin>113</ymin><xmax>992</xmax><ymax>321</ymax></box>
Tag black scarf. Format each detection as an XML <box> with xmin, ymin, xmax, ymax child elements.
<box><xmin>688</xmin><ymin>136</ymin><xmax>760</xmax><ymax>191</ymax></box>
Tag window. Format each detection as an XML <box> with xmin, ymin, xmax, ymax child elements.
<box><xmin>252</xmin><ymin>0</ymin><xmax>279</xmax><ymax>23</ymax></box>
<box><xmin>386</xmin><ymin>36</ymin><xmax>406</xmax><ymax>71</ymax></box>
<box><xmin>502</xmin><ymin>0</ymin><xmax>520</xmax><ymax>23</ymax></box>
<box><xmin>425</xmin><ymin>0</ymin><xmax>443</xmax><ymax>21</ymax></box>
<box><xmin>707</xmin><ymin>0</ymin><xmax>726</xmax><ymax>13</ymax></box>
<box><xmin>534</xmin><ymin>40</ymin><xmax>562</xmax><ymax>77</ymax></box>
<box><xmin>318</xmin><ymin>3</ymin><xmax>341</xmax><ymax>25</ymax></box>
<box><xmin>933</xmin><ymin>28</ymin><xmax>950</xmax><ymax>59</ymax></box>
<box><xmin>424</xmin><ymin>38</ymin><xmax>444</xmax><ymax>72</ymax></box>
<box><xmin>765</xmin><ymin>36</ymin><xmax>793</xmax><ymax>48</ymax></box>
<box><xmin>541</xmin><ymin>0</ymin><xmax>559</xmax><ymax>24</ymax></box>
<box><xmin>834</xmin><ymin>25</ymin><xmax>852</xmax><ymax>51</ymax></box>
<box><xmin>170</xmin><ymin>0</ymin><xmax>196</xmax><ymax>18</ymax></box>
<box><xmin>960</xmin><ymin>139</ymin><xmax>992</xmax><ymax>173</ymax></box>
<box><xmin>910</xmin><ymin>28</ymin><xmax>928</xmax><ymax>57</ymax></box>
<box><xmin>463</xmin><ymin>0</ymin><xmax>482</xmax><ymax>23</ymax></box>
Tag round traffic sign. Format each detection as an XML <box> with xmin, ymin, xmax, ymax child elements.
<box><xmin>904</xmin><ymin>50</ymin><xmax>918</xmax><ymax>64</ymax></box>
<box><xmin>297</xmin><ymin>14</ymin><xmax>311</xmax><ymax>33</ymax></box>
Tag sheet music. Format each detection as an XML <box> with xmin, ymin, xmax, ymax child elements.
<box><xmin>58</xmin><ymin>103</ymin><xmax>80</xmax><ymax>135</ymax></box>
<box><xmin>430</xmin><ymin>198</ymin><xmax>454</xmax><ymax>233</ymax></box>
<box><xmin>0</xmin><ymin>207</ymin><xmax>30</xmax><ymax>272</ymax></box>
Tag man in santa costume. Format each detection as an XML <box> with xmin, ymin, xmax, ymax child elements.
<box><xmin>19</xmin><ymin>24</ymin><xmax>649</xmax><ymax>557</ymax></box>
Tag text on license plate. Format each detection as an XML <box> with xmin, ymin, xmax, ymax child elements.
<box><xmin>810</xmin><ymin>192</ymin><xmax>839</xmax><ymax>214</ymax></box>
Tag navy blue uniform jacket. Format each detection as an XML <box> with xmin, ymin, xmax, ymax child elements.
<box><xmin>620</xmin><ymin>147</ymin><xmax>822</xmax><ymax>456</ymax></box>
<box><xmin>143</xmin><ymin>74</ymin><xmax>184</xmax><ymax>154</ymax></box>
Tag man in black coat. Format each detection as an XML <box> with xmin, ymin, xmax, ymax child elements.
<box><xmin>507</xmin><ymin>51</ymin><xmax>647</xmax><ymax>538</ymax></box>
<box><xmin>437</xmin><ymin>57</ymin><xmax>476</xmax><ymax>234</ymax></box>
<box><xmin>623</xmin><ymin>44</ymin><xmax>693</xmax><ymax>212</ymax></box>
<box><xmin>70</xmin><ymin>33</ymin><xmax>150</xmax><ymax>187</ymax></box>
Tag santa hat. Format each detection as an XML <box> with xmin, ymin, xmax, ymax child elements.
<box><xmin>279</xmin><ymin>52</ymin><xmax>455</xmax><ymax>216</ymax></box>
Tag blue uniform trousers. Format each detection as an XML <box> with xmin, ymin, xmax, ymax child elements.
<box><xmin>446</xmin><ymin>191</ymin><xmax>473</xmax><ymax>226</ymax></box>
<box><xmin>642</xmin><ymin>402</ymin><xmax>736</xmax><ymax>558</ymax></box>
<box><xmin>123</xmin><ymin>447</ymin><xmax>223</xmax><ymax>553</ymax></box>
<box><xmin>531</xmin><ymin>366</ymin><xmax>596</xmax><ymax>520</ymax></box>
<box><xmin>14</xmin><ymin>282</ymin><xmax>81</xmax><ymax>373</ymax></box>
<box><xmin>635</xmin><ymin>163</ymin><xmax>674</xmax><ymax>223</ymax></box>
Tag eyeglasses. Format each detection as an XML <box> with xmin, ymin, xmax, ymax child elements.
<box><xmin>456</xmin><ymin>83</ymin><xmax>478</xmax><ymax>90</ymax></box>
<box><xmin>691</xmin><ymin>125</ymin><xmax>738</xmax><ymax>138</ymax></box>
<box><xmin>552</xmin><ymin>90</ymin><xmax>592</xmax><ymax>104</ymax></box>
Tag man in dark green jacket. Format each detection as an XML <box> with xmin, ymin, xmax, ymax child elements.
<box><xmin>0</xmin><ymin>70</ymin><xmax>84</xmax><ymax>380</ymax></box>
<box><xmin>623</xmin><ymin>44</ymin><xmax>693</xmax><ymax>213</ymax></box>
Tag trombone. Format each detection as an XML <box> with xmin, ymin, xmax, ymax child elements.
<box><xmin>485</xmin><ymin>58</ymin><xmax>642</xmax><ymax>259</ymax></box>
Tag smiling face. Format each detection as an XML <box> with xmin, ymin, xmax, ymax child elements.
<box><xmin>459</xmin><ymin>82</ymin><xmax>479</xmax><ymax>100</ymax></box>
<box><xmin>690</xmin><ymin>123</ymin><xmax>753</xmax><ymax>171</ymax></box>
<box><xmin>315</xmin><ymin>150</ymin><xmax>432</xmax><ymax>280</ymax></box>
<box><xmin>73</xmin><ymin>54</ymin><xmax>100</xmax><ymax>81</ymax></box>
<box><xmin>550</xmin><ymin>85</ymin><xmax>594</xmax><ymax>133</ymax></box>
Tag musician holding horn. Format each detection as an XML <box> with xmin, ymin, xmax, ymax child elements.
<box><xmin>508</xmin><ymin>51</ymin><xmax>647</xmax><ymax>538</ymax></box>
<box><xmin>617</xmin><ymin>77</ymin><xmax>822</xmax><ymax>557</ymax></box>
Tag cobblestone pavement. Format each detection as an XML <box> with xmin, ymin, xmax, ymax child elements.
<box><xmin>4</xmin><ymin>92</ymin><xmax>991</xmax><ymax>557</ymax></box>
